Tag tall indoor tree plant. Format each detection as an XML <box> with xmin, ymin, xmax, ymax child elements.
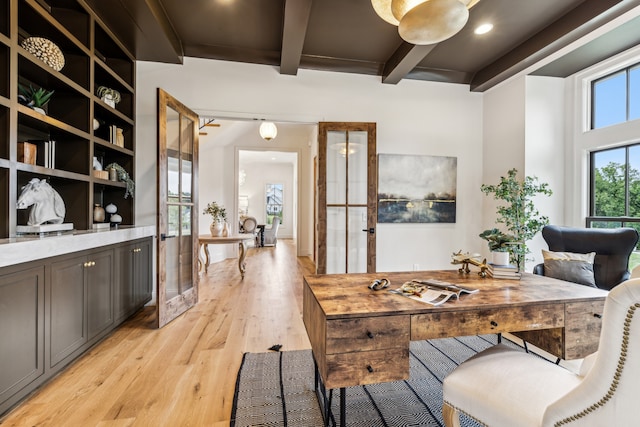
<box><xmin>481</xmin><ymin>168</ymin><xmax>553</xmax><ymax>270</ymax></box>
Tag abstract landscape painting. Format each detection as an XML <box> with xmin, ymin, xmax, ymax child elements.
<box><xmin>378</xmin><ymin>154</ymin><xmax>457</xmax><ymax>223</ymax></box>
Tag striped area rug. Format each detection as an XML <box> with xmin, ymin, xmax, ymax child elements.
<box><xmin>231</xmin><ymin>335</ymin><xmax>524</xmax><ymax>426</ymax></box>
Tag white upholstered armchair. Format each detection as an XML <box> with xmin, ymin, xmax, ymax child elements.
<box><xmin>262</xmin><ymin>217</ymin><xmax>280</xmax><ymax>246</ymax></box>
<box><xmin>442</xmin><ymin>278</ymin><xmax>640</xmax><ymax>427</ymax></box>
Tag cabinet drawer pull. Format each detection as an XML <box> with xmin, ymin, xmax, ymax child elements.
<box><xmin>366</xmin><ymin>331</ymin><xmax>374</xmax><ymax>339</ymax></box>
<box><xmin>490</xmin><ymin>320</ymin><xmax>498</xmax><ymax>327</ymax></box>
<box><xmin>83</xmin><ymin>261</ymin><xmax>96</xmax><ymax>267</ymax></box>
<box><xmin>594</xmin><ymin>313</ymin><xmax>602</xmax><ymax>319</ymax></box>
<box><xmin>366</xmin><ymin>365</ymin><xmax>374</xmax><ymax>373</ymax></box>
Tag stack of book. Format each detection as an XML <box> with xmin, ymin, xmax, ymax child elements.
<box><xmin>488</xmin><ymin>263</ymin><xmax>521</xmax><ymax>279</ymax></box>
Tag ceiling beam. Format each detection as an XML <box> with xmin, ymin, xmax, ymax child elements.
<box><xmin>280</xmin><ymin>0</ymin><xmax>313</xmax><ymax>75</ymax></box>
<box><xmin>382</xmin><ymin>42</ymin><xmax>437</xmax><ymax>84</ymax></box>
<box><xmin>470</xmin><ymin>0</ymin><xmax>638</xmax><ymax>92</ymax></box>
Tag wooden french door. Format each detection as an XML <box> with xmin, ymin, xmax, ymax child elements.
<box><xmin>156</xmin><ymin>89</ymin><xmax>199</xmax><ymax>328</ymax></box>
<box><xmin>317</xmin><ymin>122</ymin><xmax>377</xmax><ymax>274</ymax></box>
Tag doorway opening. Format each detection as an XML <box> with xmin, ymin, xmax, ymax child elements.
<box><xmin>238</xmin><ymin>149</ymin><xmax>298</xmax><ymax>245</ymax></box>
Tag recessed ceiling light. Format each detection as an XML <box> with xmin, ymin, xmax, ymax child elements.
<box><xmin>474</xmin><ymin>23</ymin><xmax>493</xmax><ymax>35</ymax></box>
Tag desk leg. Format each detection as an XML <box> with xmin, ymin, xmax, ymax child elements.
<box><xmin>238</xmin><ymin>241</ymin><xmax>248</xmax><ymax>279</ymax></box>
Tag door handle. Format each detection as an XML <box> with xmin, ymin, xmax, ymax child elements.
<box><xmin>160</xmin><ymin>233</ymin><xmax>177</xmax><ymax>241</ymax></box>
<box><xmin>361</xmin><ymin>228</ymin><xmax>375</xmax><ymax>234</ymax></box>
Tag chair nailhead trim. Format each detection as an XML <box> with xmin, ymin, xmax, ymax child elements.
<box><xmin>444</xmin><ymin>401</ymin><xmax>489</xmax><ymax>427</ymax></box>
<box><xmin>553</xmin><ymin>303</ymin><xmax>639</xmax><ymax>426</ymax></box>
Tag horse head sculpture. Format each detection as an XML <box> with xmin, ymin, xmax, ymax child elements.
<box><xmin>17</xmin><ymin>178</ymin><xmax>66</xmax><ymax>225</ymax></box>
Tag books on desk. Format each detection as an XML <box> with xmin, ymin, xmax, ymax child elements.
<box><xmin>390</xmin><ymin>279</ymin><xmax>479</xmax><ymax>306</ymax></box>
<box><xmin>488</xmin><ymin>263</ymin><xmax>521</xmax><ymax>279</ymax></box>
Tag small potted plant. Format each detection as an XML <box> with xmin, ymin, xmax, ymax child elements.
<box><xmin>97</xmin><ymin>86</ymin><xmax>121</xmax><ymax>108</ymax></box>
<box><xmin>203</xmin><ymin>201</ymin><xmax>227</xmax><ymax>236</ymax></box>
<box><xmin>18</xmin><ymin>84</ymin><xmax>54</xmax><ymax>115</ymax></box>
<box><xmin>104</xmin><ymin>162</ymin><xmax>135</xmax><ymax>199</ymax></box>
<box><xmin>479</xmin><ymin>228</ymin><xmax>514</xmax><ymax>265</ymax></box>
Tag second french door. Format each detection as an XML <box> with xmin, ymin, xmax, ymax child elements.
<box><xmin>317</xmin><ymin>122</ymin><xmax>377</xmax><ymax>274</ymax></box>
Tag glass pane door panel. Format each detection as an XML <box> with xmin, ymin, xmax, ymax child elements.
<box><xmin>348</xmin><ymin>207</ymin><xmax>367</xmax><ymax>273</ymax></box>
<box><xmin>181</xmin><ymin>205</ymin><xmax>192</xmax><ymax>236</ymax></box>
<box><xmin>180</xmin><ymin>235</ymin><xmax>193</xmax><ymax>293</ymax></box>
<box><xmin>165</xmin><ymin>234</ymin><xmax>179</xmax><ymax>300</ymax></box>
<box><xmin>168</xmin><ymin>157</ymin><xmax>179</xmax><ymax>203</ymax></box>
<box><xmin>180</xmin><ymin>116</ymin><xmax>193</xmax><ymax>202</ymax></box>
<box><xmin>348</xmin><ymin>131</ymin><xmax>368</xmax><ymax>205</ymax></box>
<box><xmin>326</xmin><ymin>131</ymin><xmax>346</xmax><ymax>204</ymax></box>
<box><xmin>168</xmin><ymin>205</ymin><xmax>179</xmax><ymax>237</ymax></box>
<box><xmin>181</xmin><ymin>159</ymin><xmax>192</xmax><ymax>203</ymax></box>
<box><xmin>326</xmin><ymin>207</ymin><xmax>346</xmax><ymax>274</ymax></box>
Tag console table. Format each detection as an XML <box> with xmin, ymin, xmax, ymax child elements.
<box><xmin>198</xmin><ymin>234</ymin><xmax>254</xmax><ymax>278</ymax></box>
<box><xmin>303</xmin><ymin>270</ymin><xmax>608</xmax><ymax>426</ymax></box>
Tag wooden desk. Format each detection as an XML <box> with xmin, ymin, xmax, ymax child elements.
<box><xmin>198</xmin><ymin>234</ymin><xmax>254</xmax><ymax>278</ymax></box>
<box><xmin>303</xmin><ymin>270</ymin><xmax>607</xmax><ymax>425</ymax></box>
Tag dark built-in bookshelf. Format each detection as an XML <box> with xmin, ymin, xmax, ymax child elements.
<box><xmin>0</xmin><ymin>0</ymin><xmax>136</xmax><ymax>238</ymax></box>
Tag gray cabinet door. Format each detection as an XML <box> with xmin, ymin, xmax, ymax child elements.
<box><xmin>114</xmin><ymin>243</ymin><xmax>135</xmax><ymax>321</ymax></box>
<box><xmin>0</xmin><ymin>266</ymin><xmax>45</xmax><ymax>409</ymax></box>
<box><xmin>87</xmin><ymin>249</ymin><xmax>114</xmax><ymax>340</ymax></box>
<box><xmin>50</xmin><ymin>255</ymin><xmax>86</xmax><ymax>367</ymax></box>
<box><xmin>134</xmin><ymin>239</ymin><xmax>152</xmax><ymax>307</ymax></box>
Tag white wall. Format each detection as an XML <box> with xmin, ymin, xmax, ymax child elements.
<box><xmin>136</xmin><ymin>57</ymin><xmax>483</xmax><ymax>272</ymax></box>
<box><xmin>481</xmin><ymin>75</ymin><xmax>566</xmax><ymax>270</ymax></box>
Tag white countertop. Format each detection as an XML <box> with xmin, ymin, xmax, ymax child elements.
<box><xmin>0</xmin><ymin>225</ymin><xmax>156</xmax><ymax>268</ymax></box>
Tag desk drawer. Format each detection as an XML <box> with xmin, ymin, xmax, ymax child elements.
<box><xmin>411</xmin><ymin>304</ymin><xmax>564</xmax><ymax>340</ymax></box>
<box><xmin>326</xmin><ymin>315</ymin><xmax>409</xmax><ymax>354</ymax></box>
<box><xmin>324</xmin><ymin>348</ymin><xmax>409</xmax><ymax>389</ymax></box>
<box><xmin>564</xmin><ymin>300</ymin><xmax>604</xmax><ymax>359</ymax></box>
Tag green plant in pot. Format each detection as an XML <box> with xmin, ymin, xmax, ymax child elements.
<box><xmin>18</xmin><ymin>84</ymin><xmax>54</xmax><ymax>114</ymax></box>
<box><xmin>481</xmin><ymin>168</ymin><xmax>552</xmax><ymax>270</ymax></box>
<box><xmin>479</xmin><ymin>228</ymin><xmax>514</xmax><ymax>266</ymax></box>
<box><xmin>104</xmin><ymin>162</ymin><xmax>135</xmax><ymax>199</ymax></box>
<box><xmin>97</xmin><ymin>86</ymin><xmax>121</xmax><ymax>108</ymax></box>
<box><xmin>204</xmin><ymin>201</ymin><xmax>227</xmax><ymax>236</ymax></box>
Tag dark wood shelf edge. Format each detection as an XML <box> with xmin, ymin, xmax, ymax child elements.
<box><xmin>16</xmin><ymin>163</ymin><xmax>91</xmax><ymax>182</ymax></box>
<box><xmin>92</xmin><ymin>176</ymin><xmax>126</xmax><ymax>188</ymax></box>
<box><xmin>93</xmin><ymin>98</ymin><xmax>134</xmax><ymax>124</ymax></box>
<box><xmin>23</xmin><ymin>0</ymin><xmax>92</xmax><ymax>57</ymax></box>
<box><xmin>94</xmin><ymin>57</ymin><xmax>134</xmax><ymax>93</ymax></box>
<box><xmin>18</xmin><ymin>48</ymin><xmax>92</xmax><ymax>97</ymax></box>
<box><xmin>18</xmin><ymin>104</ymin><xmax>92</xmax><ymax>140</ymax></box>
<box><xmin>93</xmin><ymin>138</ymin><xmax>134</xmax><ymax>155</ymax></box>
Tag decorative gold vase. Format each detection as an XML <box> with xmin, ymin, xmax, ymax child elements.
<box><xmin>93</xmin><ymin>204</ymin><xmax>105</xmax><ymax>222</ymax></box>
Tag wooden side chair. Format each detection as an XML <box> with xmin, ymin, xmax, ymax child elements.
<box><xmin>442</xmin><ymin>278</ymin><xmax>640</xmax><ymax>427</ymax></box>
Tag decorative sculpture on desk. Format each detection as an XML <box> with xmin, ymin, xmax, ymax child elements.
<box><xmin>451</xmin><ymin>250</ymin><xmax>489</xmax><ymax>278</ymax></box>
<box><xmin>17</xmin><ymin>178</ymin><xmax>66</xmax><ymax>225</ymax></box>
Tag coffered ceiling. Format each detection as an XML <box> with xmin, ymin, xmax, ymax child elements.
<box><xmin>86</xmin><ymin>0</ymin><xmax>640</xmax><ymax>92</ymax></box>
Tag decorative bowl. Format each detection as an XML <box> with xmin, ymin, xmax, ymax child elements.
<box><xmin>21</xmin><ymin>37</ymin><xmax>65</xmax><ymax>71</ymax></box>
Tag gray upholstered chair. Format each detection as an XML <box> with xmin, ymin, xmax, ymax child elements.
<box><xmin>262</xmin><ymin>217</ymin><xmax>280</xmax><ymax>246</ymax></box>
<box><xmin>533</xmin><ymin>225</ymin><xmax>639</xmax><ymax>290</ymax></box>
<box><xmin>442</xmin><ymin>278</ymin><xmax>640</xmax><ymax>427</ymax></box>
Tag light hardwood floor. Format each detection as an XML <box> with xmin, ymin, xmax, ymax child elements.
<box><xmin>1</xmin><ymin>239</ymin><xmax>314</xmax><ymax>426</ymax></box>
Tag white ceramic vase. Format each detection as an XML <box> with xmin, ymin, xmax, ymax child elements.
<box><xmin>210</xmin><ymin>221</ymin><xmax>223</xmax><ymax>237</ymax></box>
<box><xmin>491</xmin><ymin>251</ymin><xmax>510</xmax><ymax>266</ymax></box>
<box><xmin>102</xmin><ymin>94</ymin><xmax>116</xmax><ymax>108</ymax></box>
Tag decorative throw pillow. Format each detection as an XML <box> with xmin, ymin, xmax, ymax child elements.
<box><xmin>542</xmin><ymin>250</ymin><xmax>597</xmax><ymax>288</ymax></box>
